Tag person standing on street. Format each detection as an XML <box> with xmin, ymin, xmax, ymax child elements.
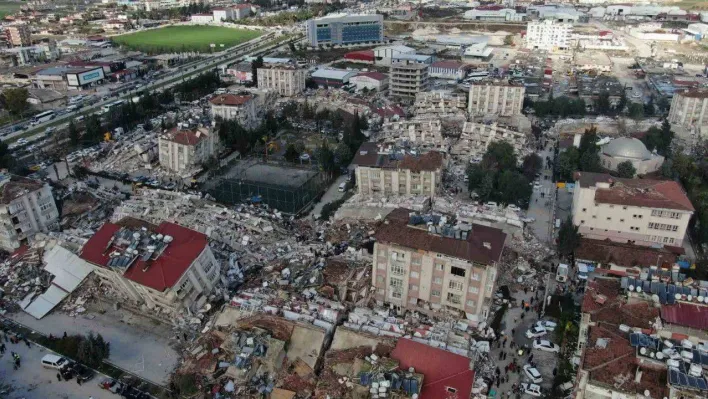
<box><xmin>57</xmin><ymin>373</ymin><xmax>62</xmax><ymax>382</ymax></box>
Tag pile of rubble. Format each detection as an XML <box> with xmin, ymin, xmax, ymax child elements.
<box><xmin>0</xmin><ymin>247</ymin><xmax>49</xmax><ymax>314</ymax></box>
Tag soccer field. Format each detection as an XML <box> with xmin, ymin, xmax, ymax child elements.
<box><xmin>112</xmin><ymin>25</ymin><xmax>262</xmax><ymax>54</ymax></box>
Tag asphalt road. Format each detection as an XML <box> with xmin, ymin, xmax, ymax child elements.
<box><xmin>526</xmin><ymin>144</ymin><xmax>557</xmax><ymax>244</ymax></box>
<box><xmin>5</xmin><ymin>33</ymin><xmax>299</xmax><ymax>146</ymax></box>
<box><xmin>0</xmin><ymin>339</ymin><xmax>115</xmax><ymax>399</ymax></box>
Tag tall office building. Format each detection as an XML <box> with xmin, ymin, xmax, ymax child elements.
<box><xmin>525</xmin><ymin>19</ymin><xmax>571</xmax><ymax>51</ymax></box>
<box><xmin>390</xmin><ymin>62</ymin><xmax>429</xmax><ymax>98</ymax></box>
<box><xmin>468</xmin><ymin>82</ymin><xmax>525</xmax><ymax>117</ymax></box>
<box><xmin>305</xmin><ymin>13</ymin><xmax>384</xmax><ymax>47</ymax></box>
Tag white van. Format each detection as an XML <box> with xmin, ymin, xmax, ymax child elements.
<box><xmin>338</xmin><ymin>182</ymin><xmax>347</xmax><ymax>192</ymax></box>
<box><xmin>41</xmin><ymin>354</ymin><xmax>68</xmax><ymax>369</ymax></box>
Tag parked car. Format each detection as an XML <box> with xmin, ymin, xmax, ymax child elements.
<box><xmin>533</xmin><ymin>339</ymin><xmax>560</xmax><ymax>353</ymax></box>
<box><xmin>535</xmin><ymin>320</ymin><xmax>558</xmax><ymax>331</ymax></box>
<box><xmin>523</xmin><ymin>364</ymin><xmax>543</xmax><ymax>384</ymax></box>
<box><xmin>525</xmin><ymin>326</ymin><xmax>547</xmax><ymax>339</ymax></box>
<box><xmin>521</xmin><ymin>382</ymin><xmax>542</xmax><ymax>397</ymax></box>
<box><xmin>72</xmin><ymin>363</ymin><xmax>95</xmax><ymax>382</ymax></box>
<box><xmin>41</xmin><ymin>354</ymin><xmax>69</xmax><ymax>370</ymax></box>
<box><xmin>99</xmin><ymin>377</ymin><xmax>118</xmax><ymax>390</ymax></box>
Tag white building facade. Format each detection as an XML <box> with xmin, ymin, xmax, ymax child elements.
<box><xmin>468</xmin><ymin>82</ymin><xmax>525</xmax><ymax>117</ymax></box>
<box><xmin>0</xmin><ymin>175</ymin><xmax>59</xmax><ymax>252</ymax></box>
<box><xmin>158</xmin><ymin>127</ymin><xmax>219</xmax><ymax>172</ymax></box>
<box><xmin>209</xmin><ymin>93</ymin><xmax>258</xmax><ymax>129</ymax></box>
<box><xmin>526</xmin><ymin>19</ymin><xmax>572</xmax><ymax>50</ymax></box>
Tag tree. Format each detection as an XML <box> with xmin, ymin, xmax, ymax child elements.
<box><xmin>578</xmin><ymin>126</ymin><xmax>599</xmax><ymax>155</ymax></box>
<box><xmin>315</xmin><ymin>142</ymin><xmax>336</xmax><ymax>179</ymax></box>
<box><xmin>628</xmin><ymin>102</ymin><xmax>644</xmax><ymax>122</ymax></box>
<box><xmin>579</xmin><ymin>150</ymin><xmax>602</xmax><ymax>172</ymax></box>
<box><xmin>504</xmin><ymin>34</ymin><xmax>514</xmax><ymax>45</ymax></box>
<box><xmin>557</xmin><ymin>216</ymin><xmax>580</xmax><ymax>257</ymax></box>
<box><xmin>616</xmin><ymin>160</ymin><xmax>636</xmax><ymax>178</ymax></box>
<box><xmin>482</xmin><ymin>141</ymin><xmax>517</xmax><ymax>172</ymax></box>
<box><xmin>68</xmin><ymin>120</ymin><xmax>80</xmax><ymax>146</ymax></box>
<box><xmin>334</xmin><ymin>142</ymin><xmax>352</xmax><ymax>166</ymax></box>
<box><xmin>2</xmin><ymin>88</ymin><xmax>29</xmax><ymax>117</ymax></box>
<box><xmin>521</xmin><ymin>154</ymin><xmax>543</xmax><ymax>181</ymax></box>
<box><xmin>251</xmin><ymin>56</ymin><xmax>264</xmax><ymax>87</ymax></box>
<box><xmin>284</xmin><ymin>143</ymin><xmax>300</xmax><ymax>162</ymax></box>
<box><xmin>657</xmin><ymin>96</ymin><xmax>671</xmax><ymax>114</ymax></box>
<box><xmin>616</xmin><ymin>91</ymin><xmax>627</xmax><ymax>114</ymax></box>
<box><xmin>644</xmin><ymin>95</ymin><xmax>655</xmax><ymax>117</ymax></box>
<box><xmin>75</xmin><ymin>332</ymin><xmax>110</xmax><ymax>369</ymax></box>
<box><xmin>497</xmin><ymin>170</ymin><xmax>532</xmax><ymax>208</ymax></box>
<box><xmin>558</xmin><ymin>147</ymin><xmax>580</xmax><ymax>181</ymax></box>
<box><xmin>595</xmin><ymin>91</ymin><xmax>611</xmax><ymax>115</ymax></box>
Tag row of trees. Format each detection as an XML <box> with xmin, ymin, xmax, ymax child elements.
<box><xmin>52</xmin><ymin>332</ymin><xmax>111</xmax><ymax>369</ymax></box>
<box><xmin>467</xmin><ymin>141</ymin><xmax>540</xmax><ymax>209</ymax></box>
<box><xmin>557</xmin><ymin>126</ymin><xmax>602</xmax><ymax>181</ymax></box>
<box><xmin>530</xmin><ymin>90</ymin><xmax>670</xmax><ymax>120</ymax></box>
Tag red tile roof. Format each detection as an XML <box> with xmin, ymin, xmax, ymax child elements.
<box><xmin>350</xmin><ymin>142</ymin><xmax>444</xmax><ymax>172</ymax></box>
<box><xmin>581</xmin><ymin>278</ymin><xmax>660</xmax><ymax>329</ymax></box>
<box><xmin>575</xmin><ymin>238</ymin><xmax>681</xmax><ymax>268</ymax></box>
<box><xmin>576</xmin><ymin>172</ymin><xmax>694</xmax><ymax>212</ymax></box>
<box><xmin>344</xmin><ymin>50</ymin><xmax>375</xmax><ymax>62</ymax></box>
<box><xmin>375</xmin><ymin>208</ymin><xmax>506</xmax><ymax>265</ymax></box>
<box><xmin>162</xmin><ymin>127</ymin><xmax>210</xmax><ymax>146</ymax></box>
<box><xmin>391</xmin><ymin>338</ymin><xmax>474</xmax><ymax>399</ymax></box>
<box><xmin>209</xmin><ymin>93</ymin><xmax>253</xmax><ymax>106</ymax></box>
<box><xmin>80</xmin><ymin>220</ymin><xmax>208</xmax><ymax>291</ymax></box>
<box><xmin>661</xmin><ymin>303</ymin><xmax>708</xmax><ymax>330</ymax></box>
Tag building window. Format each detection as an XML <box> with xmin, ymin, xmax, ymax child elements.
<box><xmin>471</xmin><ymin>272</ymin><xmax>480</xmax><ymax>281</ymax></box>
<box><xmin>434</xmin><ymin>277</ymin><xmax>442</xmax><ymax>284</ymax></box>
<box><xmin>376</xmin><ymin>275</ymin><xmax>384</xmax><ymax>283</ymax></box>
<box><xmin>450</xmin><ymin>266</ymin><xmax>467</xmax><ymax>277</ymax></box>
<box><xmin>447</xmin><ymin>292</ymin><xmax>462</xmax><ymax>305</ymax></box>
<box><xmin>466</xmin><ymin>300</ymin><xmax>475</xmax><ymax>307</ymax></box>
<box><xmin>469</xmin><ymin>285</ymin><xmax>479</xmax><ymax>294</ymax></box>
<box><xmin>392</xmin><ymin>251</ymin><xmax>405</xmax><ymax>261</ymax></box>
<box><xmin>411</xmin><ymin>256</ymin><xmax>421</xmax><ymax>265</ymax></box>
<box><xmin>432</xmin><ymin>290</ymin><xmax>441</xmax><ymax>297</ymax></box>
<box><xmin>411</xmin><ymin>271</ymin><xmax>420</xmax><ymax>279</ymax></box>
<box><xmin>409</xmin><ymin>284</ymin><xmax>418</xmax><ymax>291</ymax></box>
<box><xmin>435</xmin><ymin>263</ymin><xmax>444</xmax><ymax>271</ymax></box>
<box><xmin>391</xmin><ymin>263</ymin><xmax>406</xmax><ymax>276</ymax></box>
<box><xmin>449</xmin><ymin>280</ymin><xmax>463</xmax><ymax>291</ymax></box>
<box><xmin>390</xmin><ymin>278</ymin><xmax>403</xmax><ymax>299</ymax></box>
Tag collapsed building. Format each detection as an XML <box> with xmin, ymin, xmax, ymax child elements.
<box><xmin>377</xmin><ymin>119</ymin><xmax>447</xmax><ymax>152</ymax></box>
<box><xmin>414</xmin><ymin>91</ymin><xmax>467</xmax><ymax>118</ymax></box>
<box><xmin>451</xmin><ymin>121</ymin><xmax>529</xmax><ymax>162</ymax></box>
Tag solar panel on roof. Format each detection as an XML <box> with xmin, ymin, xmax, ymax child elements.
<box><xmin>670</xmin><ymin>369</ymin><xmax>679</xmax><ymax>385</ymax></box>
<box><xmin>410</xmin><ymin>379</ymin><xmax>419</xmax><ymax>394</ymax></box>
<box><xmin>630</xmin><ymin>334</ymin><xmax>640</xmax><ymax>346</ymax></box>
<box><xmin>697</xmin><ymin>378</ymin><xmax>708</xmax><ymax>390</ymax></box>
<box><xmin>679</xmin><ymin>372</ymin><xmax>689</xmax><ymax>386</ymax></box>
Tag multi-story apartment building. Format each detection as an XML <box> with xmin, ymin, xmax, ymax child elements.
<box><xmin>572</xmin><ymin>172</ymin><xmax>694</xmax><ymax>247</ymax></box>
<box><xmin>352</xmin><ymin>142</ymin><xmax>444</xmax><ymax>198</ymax></box>
<box><xmin>305</xmin><ymin>13</ymin><xmax>383</xmax><ymax>47</ymax></box>
<box><xmin>209</xmin><ymin>93</ymin><xmax>258</xmax><ymax>129</ymax></box>
<box><xmin>257</xmin><ymin>64</ymin><xmax>306</xmax><ymax>96</ymax></box>
<box><xmin>158</xmin><ymin>127</ymin><xmax>219</xmax><ymax>172</ymax></box>
<box><xmin>668</xmin><ymin>88</ymin><xmax>708</xmax><ymax>133</ymax></box>
<box><xmin>452</xmin><ymin>122</ymin><xmax>528</xmax><ymax>161</ymax></box>
<box><xmin>379</xmin><ymin>119</ymin><xmax>446</xmax><ymax>151</ymax></box>
<box><xmin>468</xmin><ymin>82</ymin><xmax>525</xmax><ymax>117</ymax></box>
<box><xmin>5</xmin><ymin>25</ymin><xmax>31</xmax><ymax>47</ymax></box>
<box><xmin>414</xmin><ymin>92</ymin><xmax>467</xmax><ymax>116</ymax></box>
<box><xmin>0</xmin><ymin>174</ymin><xmax>59</xmax><ymax>252</ymax></box>
<box><xmin>390</xmin><ymin>62</ymin><xmax>429</xmax><ymax>99</ymax></box>
<box><xmin>525</xmin><ymin>19</ymin><xmax>572</xmax><ymax>51</ymax></box>
<box><xmin>373</xmin><ymin>208</ymin><xmax>507</xmax><ymax>325</ymax></box>
<box><xmin>80</xmin><ymin>218</ymin><xmax>220</xmax><ymax>315</ymax></box>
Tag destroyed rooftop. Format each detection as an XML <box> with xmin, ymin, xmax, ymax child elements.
<box><xmin>375</xmin><ymin>208</ymin><xmax>506</xmax><ymax>265</ymax></box>
<box><xmin>350</xmin><ymin>142</ymin><xmax>444</xmax><ymax>173</ymax></box>
<box><xmin>576</xmin><ymin>172</ymin><xmax>695</xmax><ymax>212</ymax></box>
<box><xmin>79</xmin><ymin>217</ymin><xmax>208</xmax><ymax>291</ymax></box>
<box><xmin>161</xmin><ymin>127</ymin><xmax>211</xmax><ymax>146</ymax></box>
<box><xmin>209</xmin><ymin>93</ymin><xmax>254</xmax><ymax>106</ymax></box>
<box><xmin>0</xmin><ymin>174</ymin><xmax>44</xmax><ymax>204</ymax></box>
<box><xmin>581</xmin><ymin>278</ymin><xmax>660</xmax><ymax>328</ymax></box>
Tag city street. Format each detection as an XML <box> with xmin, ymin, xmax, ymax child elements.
<box><xmin>0</xmin><ymin>339</ymin><xmax>114</xmax><ymax>399</ymax></box>
<box><xmin>10</xmin><ymin>308</ymin><xmax>179</xmax><ymax>385</ymax></box>
<box><xmin>526</xmin><ymin>145</ymin><xmax>557</xmax><ymax>244</ymax></box>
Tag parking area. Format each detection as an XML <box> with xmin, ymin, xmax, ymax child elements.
<box><xmin>0</xmin><ymin>339</ymin><xmax>115</xmax><ymax>399</ymax></box>
<box><xmin>9</xmin><ymin>308</ymin><xmax>179</xmax><ymax>385</ymax></box>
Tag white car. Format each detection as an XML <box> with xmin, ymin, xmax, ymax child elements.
<box><xmin>299</xmin><ymin>153</ymin><xmax>310</xmax><ymax>161</ymax></box>
<box><xmin>533</xmin><ymin>339</ymin><xmax>560</xmax><ymax>353</ymax></box>
<box><xmin>523</xmin><ymin>365</ymin><xmax>543</xmax><ymax>384</ymax></box>
<box><xmin>525</xmin><ymin>326</ymin><xmax>547</xmax><ymax>339</ymax></box>
<box><xmin>535</xmin><ymin>320</ymin><xmax>558</xmax><ymax>331</ymax></box>
<box><xmin>521</xmin><ymin>383</ymin><xmax>542</xmax><ymax>397</ymax></box>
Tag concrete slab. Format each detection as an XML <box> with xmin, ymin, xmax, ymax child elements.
<box><xmin>330</xmin><ymin>328</ymin><xmax>382</xmax><ymax>351</ymax></box>
<box><xmin>286</xmin><ymin>324</ymin><xmax>326</xmax><ymax>370</ymax></box>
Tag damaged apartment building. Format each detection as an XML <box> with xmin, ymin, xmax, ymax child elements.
<box><xmin>350</xmin><ymin>142</ymin><xmax>444</xmax><ymax>199</ymax></box>
<box><xmin>372</xmin><ymin>208</ymin><xmax>507</xmax><ymax>325</ymax></box>
<box><xmin>0</xmin><ymin>172</ymin><xmax>59</xmax><ymax>252</ymax></box>
<box><xmin>452</xmin><ymin>121</ymin><xmax>530</xmax><ymax>162</ymax></box>
<box><xmin>414</xmin><ymin>92</ymin><xmax>467</xmax><ymax>118</ymax></box>
<box><xmin>378</xmin><ymin>119</ymin><xmax>446</xmax><ymax>152</ymax></box>
<box><xmin>79</xmin><ymin>217</ymin><xmax>220</xmax><ymax>316</ymax></box>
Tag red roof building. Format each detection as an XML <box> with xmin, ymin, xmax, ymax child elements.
<box><xmin>661</xmin><ymin>303</ymin><xmax>708</xmax><ymax>331</ymax></box>
<box><xmin>390</xmin><ymin>338</ymin><xmax>474</xmax><ymax>399</ymax></box>
<box><xmin>344</xmin><ymin>50</ymin><xmax>375</xmax><ymax>63</ymax></box>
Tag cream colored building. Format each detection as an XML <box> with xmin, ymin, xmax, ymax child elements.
<box><xmin>572</xmin><ymin>172</ymin><xmax>694</xmax><ymax>247</ymax></box>
<box><xmin>379</xmin><ymin>119</ymin><xmax>445</xmax><ymax>151</ymax></box>
<box><xmin>525</xmin><ymin>19</ymin><xmax>571</xmax><ymax>51</ymax></box>
<box><xmin>210</xmin><ymin>93</ymin><xmax>258</xmax><ymax>129</ymax></box>
<box><xmin>390</xmin><ymin>62</ymin><xmax>429</xmax><ymax>98</ymax></box>
<box><xmin>5</xmin><ymin>25</ymin><xmax>31</xmax><ymax>47</ymax></box>
<box><xmin>414</xmin><ymin>92</ymin><xmax>467</xmax><ymax>116</ymax></box>
<box><xmin>373</xmin><ymin>208</ymin><xmax>506</xmax><ymax>325</ymax></box>
<box><xmin>80</xmin><ymin>219</ymin><xmax>221</xmax><ymax>315</ymax></box>
<box><xmin>256</xmin><ymin>64</ymin><xmax>306</xmax><ymax>96</ymax></box>
<box><xmin>158</xmin><ymin>127</ymin><xmax>219</xmax><ymax>172</ymax></box>
<box><xmin>351</xmin><ymin>142</ymin><xmax>444</xmax><ymax>198</ymax></box>
<box><xmin>468</xmin><ymin>82</ymin><xmax>525</xmax><ymax>117</ymax></box>
<box><xmin>452</xmin><ymin>121</ymin><xmax>528</xmax><ymax>161</ymax></box>
<box><xmin>0</xmin><ymin>174</ymin><xmax>59</xmax><ymax>252</ymax></box>
<box><xmin>668</xmin><ymin>88</ymin><xmax>708</xmax><ymax>133</ymax></box>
